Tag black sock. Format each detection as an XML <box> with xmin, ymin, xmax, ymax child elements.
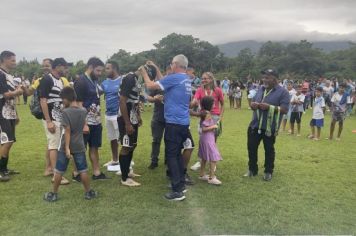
<box><xmin>119</xmin><ymin>153</ymin><xmax>130</xmax><ymax>181</ymax></box>
<box><xmin>128</xmin><ymin>151</ymin><xmax>134</xmax><ymax>169</ymax></box>
<box><xmin>0</xmin><ymin>156</ymin><xmax>8</xmax><ymax>171</ymax></box>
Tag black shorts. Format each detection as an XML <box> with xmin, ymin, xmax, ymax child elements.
<box><xmin>0</xmin><ymin>119</ymin><xmax>16</xmax><ymax>144</ymax></box>
<box><xmin>290</xmin><ymin>112</ymin><xmax>303</xmax><ymax>124</ymax></box>
<box><xmin>182</xmin><ymin>129</ymin><xmax>195</xmax><ymax>150</ymax></box>
<box><xmin>118</xmin><ymin>117</ymin><xmax>138</xmax><ymax>148</ymax></box>
<box><xmin>84</xmin><ymin>124</ymin><xmax>102</xmax><ymax>148</ymax></box>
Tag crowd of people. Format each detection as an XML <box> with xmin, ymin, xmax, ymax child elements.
<box><xmin>0</xmin><ymin>50</ymin><xmax>355</xmax><ymax>202</ymax></box>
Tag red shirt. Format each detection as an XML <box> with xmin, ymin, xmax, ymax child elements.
<box><xmin>194</xmin><ymin>87</ymin><xmax>224</xmax><ymax>115</ymax></box>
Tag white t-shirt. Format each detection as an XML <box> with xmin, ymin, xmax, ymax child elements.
<box><xmin>331</xmin><ymin>92</ymin><xmax>346</xmax><ymax>112</ymax></box>
<box><xmin>290</xmin><ymin>94</ymin><xmax>305</xmax><ymax>112</ymax></box>
<box><xmin>323</xmin><ymin>86</ymin><xmax>334</xmax><ymax>97</ymax></box>
<box><xmin>313</xmin><ymin>96</ymin><xmax>325</xmax><ymax>119</ymax></box>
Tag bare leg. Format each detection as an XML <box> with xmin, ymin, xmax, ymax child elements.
<box><xmin>209</xmin><ymin>161</ymin><xmax>217</xmax><ymax>178</ymax></box>
<box><xmin>290</xmin><ymin>122</ymin><xmax>295</xmax><ymax>135</ymax></box>
<box><xmin>44</xmin><ymin>149</ymin><xmax>52</xmax><ymax>176</ymax></box>
<box><xmin>52</xmin><ymin>172</ymin><xmax>62</xmax><ymax>193</ymax></box>
<box><xmin>89</xmin><ymin>147</ymin><xmax>101</xmax><ymax>176</ymax></box>
<box><xmin>329</xmin><ymin>120</ymin><xmax>336</xmax><ymax>139</ymax></box>
<box><xmin>199</xmin><ymin>159</ymin><xmax>206</xmax><ymax>177</ymax></box>
<box><xmin>297</xmin><ymin>123</ymin><xmax>301</xmax><ymax>135</ymax></box>
<box><xmin>316</xmin><ymin>127</ymin><xmax>321</xmax><ymax>139</ymax></box>
<box><xmin>49</xmin><ymin>149</ymin><xmax>58</xmax><ymax>174</ymax></box>
<box><xmin>80</xmin><ymin>172</ymin><xmax>91</xmax><ymax>192</ymax></box>
<box><xmin>182</xmin><ymin>149</ymin><xmax>193</xmax><ymax>169</ymax></box>
<box><xmin>310</xmin><ymin>126</ymin><xmax>315</xmax><ymax>138</ymax></box>
<box><xmin>110</xmin><ymin>140</ymin><xmax>119</xmax><ymax>162</ymax></box>
<box><xmin>337</xmin><ymin>122</ymin><xmax>343</xmax><ymax>139</ymax></box>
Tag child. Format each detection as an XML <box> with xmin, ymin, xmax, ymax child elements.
<box><xmin>289</xmin><ymin>85</ymin><xmax>305</xmax><ymax>136</ymax></box>
<box><xmin>44</xmin><ymin>87</ymin><xmax>97</xmax><ymax>202</ymax></box>
<box><xmin>281</xmin><ymin>82</ymin><xmax>296</xmax><ymax>132</ymax></box>
<box><xmin>327</xmin><ymin>83</ymin><xmax>348</xmax><ymax>141</ymax></box>
<box><xmin>233</xmin><ymin>86</ymin><xmax>242</xmax><ymax>109</ymax></box>
<box><xmin>308</xmin><ymin>87</ymin><xmax>325</xmax><ymax>140</ymax></box>
<box><xmin>198</xmin><ymin>96</ymin><xmax>222</xmax><ymax>185</ymax></box>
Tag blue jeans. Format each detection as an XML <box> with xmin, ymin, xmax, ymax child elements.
<box><xmin>55</xmin><ymin>151</ymin><xmax>88</xmax><ymax>174</ymax></box>
<box><xmin>164</xmin><ymin>123</ymin><xmax>189</xmax><ymax>192</ymax></box>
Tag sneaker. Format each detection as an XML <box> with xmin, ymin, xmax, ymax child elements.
<box><xmin>208</xmin><ymin>177</ymin><xmax>222</xmax><ymax>185</ymax></box>
<box><xmin>263</xmin><ymin>173</ymin><xmax>272</xmax><ymax>181</ymax></box>
<box><xmin>84</xmin><ymin>189</ymin><xmax>98</xmax><ymax>200</ymax></box>
<box><xmin>198</xmin><ymin>175</ymin><xmax>209</xmax><ymax>181</ymax></box>
<box><xmin>148</xmin><ymin>163</ymin><xmax>158</xmax><ymax>170</ymax></box>
<box><xmin>43</xmin><ymin>192</ymin><xmax>58</xmax><ymax>202</ymax></box>
<box><xmin>60</xmin><ymin>177</ymin><xmax>70</xmax><ymax>185</ymax></box>
<box><xmin>128</xmin><ymin>169</ymin><xmax>141</xmax><ymax>178</ymax></box>
<box><xmin>190</xmin><ymin>161</ymin><xmax>201</xmax><ymax>171</ymax></box>
<box><xmin>0</xmin><ymin>171</ymin><xmax>10</xmax><ymax>182</ymax></box>
<box><xmin>185</xmin><ymin>173</ymin><xmax>194</xmax><ymax>185</ymax></box>
<box><xmin>164</xmin><ymin>191</ymin><xmax>186</xmax><ymax>201</ymax></box>
<box><xmin>121</xmin><ymin>178</ymin><xmax>141</xmax><ymax>187</ymax></box>
<box><xmin>182</xmin><ymin>186</ymin><xmax>188</xmax><ymax>194</ymax></box>
<box><xmin>103</xmin><ymin>160</ymin><xmax>119</xmax><ymax>167</ymax></box>
<box><xmin>92</xmin><ymin>172</ymin><xmax>111</xmax><ymax>180</ymax></box>
<box><xmin>72</xmin><ymin>174</ymin><xmax>81</xmax><ymax>183</ymax></box>
<box><xmin>243</xmin><ymin>170</ymin><xmax>257</xmax><ymax>177</ymax></box>
<box><xmin>4</xmin><ymin>169</ymin><xmax>20</xmax><ymax>175</ymax></box>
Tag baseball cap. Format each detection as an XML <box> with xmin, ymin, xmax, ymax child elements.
<box><xmin>52</xmin><ymin>58</ymin><xmax>68</xmax><ymax>68</ymax></box>
<box><xmin>261</xmin><ymin>69</ymin><xmax>279</xmax><ymax>78</ymax></box>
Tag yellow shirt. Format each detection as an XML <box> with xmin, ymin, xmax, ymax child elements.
<box><xmin>31</xmin><ymin>77</ymin><xmax>70</xmax><ymax>90</ymax></box>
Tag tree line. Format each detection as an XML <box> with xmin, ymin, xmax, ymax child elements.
<box><xmin>14</xmin><ymin>33</ymin><xmax>356</xmax><ymax>82</ymax></box>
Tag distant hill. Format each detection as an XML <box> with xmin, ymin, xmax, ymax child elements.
<box><xmin>217</xmin><ymin>40</ymin><xmax>354</xmax><ymax>57</ymax></box>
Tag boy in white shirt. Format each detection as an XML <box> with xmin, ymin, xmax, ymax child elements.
<box><xmin>308</xmin><ymin>87</ymin><xmax>325</xmax><ymax>140</ymax></box>
<box><xmin>327</xmin><ymin>83</ymin><xmax>347</xmax><ymax>141</ymax></box>
<box><xmin>289</xmin><ymin>86</ymin><xmax>305</xmax><ymax>136</ymax></box>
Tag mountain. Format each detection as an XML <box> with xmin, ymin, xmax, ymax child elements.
<box><xmin>217</xmin><ymin>40</ymin><xmax>354</xmax><ymax>57</ymax></box>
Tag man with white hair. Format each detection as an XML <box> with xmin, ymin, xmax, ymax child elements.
<box><xmin>140</xmin><ymin>54</ymin><xmax>191</xmax><ymax>201</ymax></box>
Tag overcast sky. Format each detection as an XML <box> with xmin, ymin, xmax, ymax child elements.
<box><xmin>1</xmin><ymin>0</ymin><xmax>356</xmax><ymax>62</ymax></box>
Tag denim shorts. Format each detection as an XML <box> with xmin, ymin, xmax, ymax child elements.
<box><xmin>310</xmin><ymin>119</ymin><xmax>324</xmax><ymax>128</ymax></box>
<box><xmin>55</xmin><ymin>151</ymin><xmax>88</xmax><ymax>174</ymax></box>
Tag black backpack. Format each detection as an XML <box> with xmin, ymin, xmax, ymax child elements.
<box><xmin>29</xmin><ymin>89</ymin><xmax>43</xmax><ymax>119</ymax></box>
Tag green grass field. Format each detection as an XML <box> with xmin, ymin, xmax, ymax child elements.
<box><xmin>0</xmin><ymin>98</ymin><xmax>356</xmax><ymax>236</ymax></box>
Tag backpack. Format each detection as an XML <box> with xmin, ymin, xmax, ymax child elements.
<box><xmin>30</xmin><ymin>76</ymin><xmax>66</xmax><ymax>119</ymax></box>
<box><xmin>30</xmin><ymin>88</ymin><xmax>43</xmax><ymax>119</ymax></box>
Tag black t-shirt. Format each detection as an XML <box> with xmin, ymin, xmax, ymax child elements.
<box><xmin>39</xmin><ymin>73</ymin><xmax>64</xmax><ymax>122</ymax></box>
<box><xmin>0</xmin><ymin>68</ymin><xmax>17</xmax><ymax>120</ymax></box>
<box><xmin>148</xmin><ymin>89</ymin><xmax>165</xmax><ymax>123</ymax></box>
<box><xmin>119</xmin><ymin>73</ymin><xmax>141</xmax><ymax>125</ymax></box>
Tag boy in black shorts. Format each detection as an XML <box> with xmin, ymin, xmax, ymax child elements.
<box><xmin>0</xmin><ymin>51</ymin><xmax>23</xmax><ymax>182</ymax></box>
<box><xmin>44</xmin><ymin>87</ymin><xmax>97</xmax><ymax>201</ymax></box>
<box><xmin>118</xmin><ymin>72</ymin><xmax>142</xmax><ymax>187</ymax></box>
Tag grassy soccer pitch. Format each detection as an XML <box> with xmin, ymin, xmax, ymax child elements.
<box><xmin>0</xmin><ymin>98</ymin><xmax>355</xmax><ymax>236</ymax></box>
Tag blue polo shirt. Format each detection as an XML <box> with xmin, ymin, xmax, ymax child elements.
<box><xmin>249</xmin><ymin>84</ymin><xmax>290</xmax><ymax>132</ymax></box>
<box><xmin>157</xmin><ymin>73</ymin><xmax>191</xmax><ymax>126</ymax></box>
<box><xmin>101</xmin><ymin>76</ymin><xmax>122</xmax><ymax>116</ymax></box>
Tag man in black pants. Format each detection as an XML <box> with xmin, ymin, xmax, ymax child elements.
<box><xmin>245</xmin><ymin>69</ymin><xmax>290</xmax><ymax>181</ymax></box>
<box><xmin>147</xmin><ymin>66</ymin><xmax>170</xmax><ymax>169</ymax></box>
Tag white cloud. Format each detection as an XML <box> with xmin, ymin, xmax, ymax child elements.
<box><xmin>0</xmin><ymin>0</ymin><xmax>355</xmax><ymax>62</ymax></box>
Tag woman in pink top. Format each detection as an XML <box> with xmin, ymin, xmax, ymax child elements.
<box><xmin>190</xmin><ymin>72</ymin><xmax>224</xmax><ymax>172</ymax></box>
<box><xmin>192</xmin><ymin>72</ymin><xmax>224</xmax><ymax>138</ymax></box>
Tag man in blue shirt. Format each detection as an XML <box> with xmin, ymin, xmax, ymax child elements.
<box><xmin>140</xmin><ymin>55</ymin><xmax>191</xmax><ymax>201</ymax></box>
<box><xmin>101</xmin><ymin>61</ymin><xmax>122</xmax><ymax>168</ymax></box>
<box><xmin>245</xmin><ymin>69</ymin><xmax>290</xmax><ymax>181</ymax></box>
<box><xmin>74</xmin><ymin>57</ymin><xmax>109</xmax><ymax>181</ymax></box>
